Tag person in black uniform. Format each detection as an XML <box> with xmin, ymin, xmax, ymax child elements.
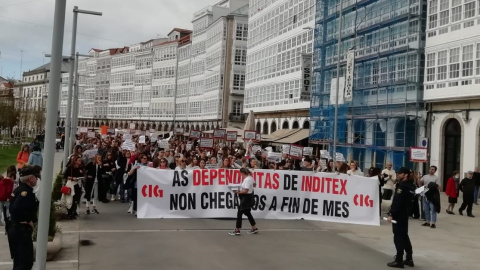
<box><xmin>386</xmin><ymin>167</ymin><xmax>416</xmax><ymax>268</ymax></box>
<box><xmin>459</xmin><ymin>171</ymin><xmax>476</xmax><ymax>217</ymax></box>
<box><xmin>8</xmin><ymin>167</ymin><xmax>39</xmax><ymax>270</ymax></box>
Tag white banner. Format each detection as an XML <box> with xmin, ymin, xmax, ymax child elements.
<box><xmin>138</xmin><ymin>168</ymin><xmax>380</xmax><ymax>226</ymax></box>
<box><xmin>344</xmin><ymin>50</ymin><xmax>355</xmax><ymax>102</ymax></box>
<box><xmin>330</xmin><ymin>77</ymin><xmax>345</xmax><ymax>105</ymax></box>
<box><xmin>301</xmin><ymin>53</ymin><xmax>313</xmax><ymax>101</ymax></box>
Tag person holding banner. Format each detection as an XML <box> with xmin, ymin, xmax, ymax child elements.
<box><xmin>229</xmin><ymin>168</ymin><xmax>258</xmax><ymax>236</ymax></box>
<box><xmin>125</xmin><ymin>154</ymin><xmax>149</xmax><ymax>216</ymax></box>
<box><xmin>84</xmin><ymin>154</ymin><xmax>103</xmax><ymax>214</ymax></box>
<box><xmin>386</xmin><ymin>167</ymin><xmax>416</xmax><ymax>268</ymax></box>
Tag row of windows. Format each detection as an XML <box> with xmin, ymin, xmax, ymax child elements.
<box><xmin>428</xmin><ymin>0</ymin><xmax>478</xmax><ymax>29</ymax></box>
<box><xmin>152</xmin><ymin>84</ymin><xmax>175</xmax><ymax>98</ymax></box>
<box><xmin>154</xmin><ymin>45</ymin><xmax>177</xmax><ymax>62</ymax></box>
<box><xmin>23</xmin><ymin>74</ymin><xmax>45</xmax><ymax>82</ymax></box>
<box><xmin>206</xmin><ymin>20</ymin><xmax>226</xmax><ymax>48</ymax></box>
<box><xmin>153</xmin><ymin>67</ymin><xmax>176</xmax><ymax>79</ymax></box>
<box><xmin>245</xmin><ymin>79</ymin><xmax>301</xmax><ymax>108</ymax></box>
<box><xmin>426</xmin><ymin>44</ymin><xmax>480</xmax><ymax>83</ymax></box>
<box><xmin>111</xmin><ymin>55</ymin><xmax>135</xmax><ymax>69</ymax></box>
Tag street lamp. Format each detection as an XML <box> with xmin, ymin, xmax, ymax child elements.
<box><xmin>332</xmin><ymin>0</ymin><xmax>344</xmax><ymax>172</ymax></box>
<box><xmin>63</xmin><ymin>6</ymin><xmax>102</xmax><ymax>170</ymax></box>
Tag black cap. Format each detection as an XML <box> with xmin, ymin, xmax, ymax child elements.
<box><xmin>397</xmin><ymin>167</ymin><xmax>410</xmax><ymax>175</ymax></box>
<box><xmin>19</xmin><ymin>166</ymin><xmax>41</xmax><ymax>178</ymax></box>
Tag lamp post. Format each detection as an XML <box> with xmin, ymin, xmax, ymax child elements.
<box><xmin>35</xmin><ymin>1</ymin><xmax>66</xmax><ymax>269</ymax></box>
<box><xmin>63</xmin><ymin>6</ymin><xmax>102</xmax><ymax>169</ymax></box>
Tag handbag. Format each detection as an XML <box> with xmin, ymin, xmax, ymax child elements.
<box><xmin>61</xmin><ymin>186</ymin><xmax>72</xmax><ymax>195</ymax></box>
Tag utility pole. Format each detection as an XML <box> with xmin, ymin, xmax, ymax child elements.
<box><xmin>35</xmin><ymin>1</ymin><xmax>66</xmax><ymax>268</ymax></box>
<box><xmin>333</xmin><ymin>0</ymin><xmax>344</xmax><ymax>172</ymax></box>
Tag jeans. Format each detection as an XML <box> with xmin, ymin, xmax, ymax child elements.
<box><xmin>423</xmin><ymin>196</ymin><xmax>437</xmax><ymax>223</ymax></box>
<box><xmin>474</xmin><ymin>186</ymin><xmax>479</xmax><ymax>204</ymax></box>
<box><xmin>0</xmin><ymin>201</ymin><xmax>10</xmax><ymax>225</ymax></box>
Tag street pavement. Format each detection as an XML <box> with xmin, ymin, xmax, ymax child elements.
<box><xmin>0</xmin><ymin>151</ymin><xmax>479</xmax><ymax>269</ymax></box>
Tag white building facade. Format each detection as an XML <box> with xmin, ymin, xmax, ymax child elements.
<box><xmin>244</xmin><ymin>0</ymin><xmax>316</xmax><ymax>135</ymax></box>
<box><xmin>424</xmin><ymin>0</ymin><xmax>480</xmax><ymax>187</ymax></box>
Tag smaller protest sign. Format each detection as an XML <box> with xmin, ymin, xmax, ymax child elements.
<box><xmin>205</xmin><ymin>164</ymin><xmax>218</xmax><ymax>169</ymax></box>
<box><xmin>244</xmin><ymin>130</ymin><xmax>256</xmax><ymax>140</ymax></box>
<box><xmin>150</xmin><ymin>134</ymin><xmax>157</xmax><ymax>143</ymax></box>
<box><xmin>129</xmin><ymin>123</ymin><xmax>136</xmax><ymax>129</ymax></box>
<box><xmin>199</xmin><ymin>138</ymin><xmax>214</xmax><ymax>149</ymax></box>
<box><xmin>123</xmin><ymin>133</ymin><xmax>132</xmax><ymax>141</ymax></box>
<box><xmin>87</xmin><ymin>131</ymin><xmax>95</xmax><ymax>138</ymax></box>
<box><xmin>255</xmin><ymin>133</ymin><xmax>261</xmax><ymax>142</ymax></box>
<box><xmin>186</xmin><ymin>143</ymin><xmax>192</xmax><ymax>151</ymax></box>
<box><xmin>78</xmin><ymin>127</ymin><xmax>88</xmax><ymax>133</ymax></box>
<box><xmin>213</xmin><ymin>129</ymin><xmax>226</xmax><ymax>139</ymax></box>
<box><xmin>303</xmin><ymin>147</ymin><xmax>313</xmax><ymax>156</ymax></box>
<box><xmin>282</xmin><ymin>145</ymin><xmax>290</xmax><ymax>154</ymax></box>
<box><xmin>175</xmin><ymin>128</ymin><xmax>184</xmax><ymax>135</ymax></box>
<box><xmin>289</xmin><ymin>144</ymin><xmax>304</xmax><ymax>160</ymax></box>
<box><xmin>226</xmin><ymin>131</ymin><xmax>237</xmax><ymax>141</ymax></box>
<box><xmin>319</xmin><ymin>159</ymin><xmax>327</xmax><ymax>169</ymax></box>
<box><xmin>335</xmin><ymin>152</ymin><xmax>345</xmax><ymax>162</ymax></box>
<box><xmin>190</xmin><ymin>130</ymin><xmax>202</xmax><ymax>139</ymax></box>
<box><xmin>139</xmin><ymin>136</ymin><xmax>146</xmax><ymax>144</ymax></box>
<box><xmin>320</xmin><ymin>150</ymin><xmax>331</xmax><ymax>159</ymax></box>
<box><xmin>267</xmin><ymin>152</ymin><xmax>283</xmax><ymax>163</ymax></box>
<box><xmin>252</xmin><ymin>145</ymin><xmax>262</xmax><ymax>153</ymax></box>
<box><xmin>121</xmin><ymin>141</ymin><xmax>136</xmax><ymax>151</ymax></box>
<box><xmin>158</xmin><ymin>140</ymin><xmax>169</xmax><ymax>149</ymax></box>
<box><xmin>107</xmin><ymin>128</ymin><xmax>115</xmax><ymax>135</ymax></box>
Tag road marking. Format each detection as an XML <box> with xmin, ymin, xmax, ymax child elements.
<box><xmin>63</xmin><ymin>228</ymin><xmax>327</xmax><ymax>234</ymax></box>
<box><xmin>0</xmin><ymin>260</ymin><xmax>78</xmax><ymax>265</ymax></box>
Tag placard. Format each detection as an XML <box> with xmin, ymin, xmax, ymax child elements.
<box><xmin>213</xmin><ymin>129</ymin><xmax>226</xmax><ymax>139</ymax></box>
<box><xmin>320</xmin><ymin>150</ymin><xmax>331</xmax><ymax>159</ymax></box>
<box><xmin>244</xmin><ymin>130</ymin><xmax>256</xmax><ymax>140</ymax></box>
<box><xmin>139</xmin><ymin>135</ymin><xmax>146</xmax><ymax>144</ymax></box>
<box><xmin>158</xmin><ymin>140</ymin><xmax>169</xmax><ymax>149</ymax></box>
<box><xmin>121</xmin><ymin>140</ymin><xmax>136</xmax><ymax>151</ymax></box>
<box><xmin>303</xmin><ymin>147</ymin><xmax>313</xmax><ymax>156</ymax></box>
<box><xmin>226</xmin><ymin>131</ymin><xmax>237</xmax><ymax>141</ymax></box>
<box><xmin>123</xmin><ymin>133</ymin><xmax>132</xmax><ymax>141</ymax></box>
<box><xmin>190</xmin><ymin>130</ymin><xmax>202</xmax><ymax>139</ymax></box>
<box><xmin>78</xmin><ymin>127</ymin><xmax>88</xmax><ymax>133</ymax></box>
<box><xmin>282</xmin><ymin>145</ymin><xmax>290</xmax><ymax>154</ymax></box>
<box><xmin>87</xmin><ymin>131</ymin><xmax>95</xmax><ymax>138</ymax></box>
<box><xmin>107</xmin><ymin>128</ymin><xmax>115</xmax><ymax>135</ymax></box>
<box><xmin>252</xmin><ymin>145</ymin><xmax>262</xmax><ymax>154</ymax></box>
<box><xmin>150</xmin><ymin>134</ymin><xmax>157</xmax><ymax>143</ymax></box>
<box><xmin>289</xmin><ymin>144</ymin><xmax>304</xmax><ymax>160</ymax></box>
<box><xmin>267</xmin><ymin>152</ymin><xmax>283</xmax><ymax>163</ymax></box>
<box><xmin>186</xmin><ymin>143</ymin><xmax>192</xmax><ymax>151</ymax></box>
<box><xmin>205</xmin><ymin>164</ymin><xmax>218</xmax><ymax>169</ymax></box>
<box><xmin>255</xmin><ymin>132</ymin><xmax>261</xmax><ymax>142</ymax></box>
<box><xmin>335</xmin><ymin>152</ymin><xmax>345</xmax><ymax>162</ymax></box>
<box><xmin>410</xmin><ymin>147</ymin><xmax>428</xmax><ymax>162</ymax></box>
<box><xmin>199</xmin><ymin>138</ymin><xmax>214</xmax><ymax>149</ymax></box>
<box><xmin>129</xmin><ymin>123</ymin><xmax>136</xmax><ymax>129</ymax></box>
<box><xmin>175</xmin><ymin>128</ymin><xmax>184</xmax><ymax>135</ymax></box>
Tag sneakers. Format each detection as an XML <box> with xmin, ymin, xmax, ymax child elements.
<box><xmin>430</xmin><ymin>224</ymin><xmax>436</xmax><ymax>229</ymax></box>
<box><xmin>110</xmin><ymin>195</ymin><xmax>115</xmax><ymax>202</ymax></box>
<box><xmin>459</xmin><ymin>210</ymin><xmax>464</xmax><ymax>216</ymax></box>
<box><xmin>467</xmin><ymin>214</ymin><xmax>475</xmax><ymax>218</ymax></box>
<box><xmin>85</xmin><ymin>209</ymin><xmax>90</xmax><ymax>215</ymax></box>
<box><xmin>421</xmin><ymin>222</ymin><xmax>430</xmax><ymax>227</ymax></box>
<box><xmin>247</xmin><ymin>228</ymin><xmax>259</xmax><ymax>234</ymax></box>
<box><xmin>93</xmin><ymin>208</ymin><xmax>100</xmax><ymax>214</ymax></box>
<box><xmin>228</xmin><ymin>229</ymin><xmax>241</xmax><ymax>236</ymax></box>
<box><xmin>127</xmin><ymin>203</ymin><xmax>133</xmax><ymax>214</ymax></box>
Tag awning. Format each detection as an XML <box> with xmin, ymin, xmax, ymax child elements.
<box><xmin>262</xmin><ymin>129</ymin><xmax>300</xmax><ymax>142</ymax></box>
<box><xmin>272</xmin><ymin>129</ymin><xmax>310</xmax><ymax>144</ymax></box>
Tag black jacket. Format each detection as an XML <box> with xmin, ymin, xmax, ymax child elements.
<box><xmin>389</xmin><ymin>180</ymin><xmax>416</xmax><ymax>221</ymax></box>
<box><xmin>425</xmin><ymin>182</ymin><xmax>441</xmax><ymax>213</ymax></box>
<box><xmin>460</xmin><ymin>177</ymin><xmax>476</xmax><ymax>195</ymax></box>
<box><xmin>9</xmin><ymin>183</ymin><xmax>38</xmax><ymax>223</ymax></box>
<box><xmin>472</xmin><ymin>172</ymin><xmax>480</xmax><ymax>186</ymax></box>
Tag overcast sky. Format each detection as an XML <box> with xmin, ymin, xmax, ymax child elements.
<box><xmin>0</xmin><ymin>0</ymin><xmax>215</xmax><ymax>80</ymax></box>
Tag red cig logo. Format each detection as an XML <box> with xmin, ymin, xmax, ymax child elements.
<box><xmin>142</xmin><ymin>185</ymin><xmax>163</xmax><ymax>198</ymax></box>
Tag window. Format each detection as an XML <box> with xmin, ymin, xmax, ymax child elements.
<box><xmin>232</xmin><ymin>102</ymin><xmax>242</xmax><ymax>115</ymax></box>
<box><xmin>234</xmin><ymin>48</ymin><xmax>247</xmax><ymax>65</ymax></box>
<box><xmin>429</xmin><ymin>0</ymin><xmax>438</xmax><ymax>14</ymax></box>
<box><xmin>465</xmin><ymin>1</ymin><xmax>476</xmax><ymax>18</ymax></box>
<box><xmin>452</xmin><ymin>6</ymin><xmax>462</xmax><ymax>22</ymax></box>
<box><xmin>235</xmin><ymin>24</ymin><xmax>248</xmax><ymax>41</ymax></box>
<box><xmin>233</xmin><ymin>74</ymin><xmax>245</xmax><ymax>90</ymax></box>
<box><xmin>462</xmin><ymin>45</ymin><xmax>474</xmax><ymax>76</ymax></box>
<box><xmin>450</xmin><ymin>48</ymin><xmax>460</xmax><ymax>78</ymax></box>
<box><xmin>437</xmin><ymin>50</ymin><xmax>447</xmax><ymax>80</ymax></box>
<box><xmin>439</xmin><ymin>10</ymin><xmax>449</xmax><ymax>26</ymax></box>
<box><xmin>429</xmin><ymin>14</ymin><xmax>438</xmax><ymax>29</ymax></box>
<box><xmin>440</xmin><ymin>0</ymin><xmax>449</xmax><ymax>10</ymax></box>
<box><xmin>477</xmin><ymin>44</ymin><xmax>480</xmax><ymax>75</ymax></box>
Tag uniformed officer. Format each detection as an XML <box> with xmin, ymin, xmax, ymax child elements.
<box><xmin>8</xmin><ymin>166</ymin><xmax>39</xmax><ymax>270</ymax></box>
<box><xmin>386</xmin><ymin>167</ymin><xmax>416</xmax><ymax>268</ymax></box>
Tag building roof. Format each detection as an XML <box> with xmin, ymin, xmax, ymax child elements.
<box><xmin>0</xmin><ymin>76</ymin><xmax>8</xmax><ymax>82</ymax></box>
<box><xmin>23</xmin><ymin>59</ymin><xmax>71</xmax><ymax>76</ymax></box>
<box><xmin>108</xmin><ymin>47</ymin><xmax>129</xmax><ymax>55</ymax></box>
<box><xmin>1</xmin><ymin>82</ymin><xmax>13</xmax><ymax>88</ymax></box>
<box><xmin>155</xmin><ymin>34</ymin><xmax>191</xmax><ymax>47</ymax></box>
<box><xmin>168</xmin><ymin>28</ymin><xmax>192</xmax><ymax>36</ymax></box>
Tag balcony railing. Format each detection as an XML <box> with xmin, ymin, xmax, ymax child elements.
<box><xmin>229</xmin><ymin>113</ymin><xmax>245</xmax><ymax>122</ymax></box>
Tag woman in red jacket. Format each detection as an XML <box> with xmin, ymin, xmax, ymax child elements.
<box><xmin>445</xmin><ymin>170</ymin><xmax>459</xmax><ymax>214</ymax></box>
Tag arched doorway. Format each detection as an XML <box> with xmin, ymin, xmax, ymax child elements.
<box><xmin>263</xmin><ymin>122</ymin><xmax>268</xmax><ymax>134</ymax></box>
<box><xmin>292</xmin><ymin>121</ymin><xmax>299</xmax><ymax>129</ymax></box>
<box><xmin>443</xmin><ymin>118</ymin><xmax>461</xmax><ymax>189</ymax></box>
<box><xmin>282</xmin><ymin>121</ymin><xmax>289</xmax><ymax>129</ymax></box>
<box><xmin>303</xmin><ymin>121</ymin><xmax>310</xmax><ymax>129</ymax></box>
<box><xmin>271</xmin><ymin>122</ymin><xmax>277</xmax><ymax>133</ymax></box>
<box><xmin>255</xmin><ymin>122</ymin><xmax>261</xmax><ymax>133</ymax></box>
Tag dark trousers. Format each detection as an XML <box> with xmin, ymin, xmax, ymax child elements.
<box><xmin>98</xmin><ymin>177</ymin><xmax>107</xmax><ymax>202</ymax></box>
<box><xmin>410</xmin><ymin>196</ymin><xmax>420</xmax><ymax>218</ymax></box>
<box><xmin>393</xmin><ymin>219</ymin><xmax>412</xmax><ymax>261</ymax></box>
<box><xmin>131</xmin><ymin>188</ymin><xmax>138</xmax><ymax>211</ymax></box>
<box><xmin>459</xmin><ymin>194</ymin><xmax>473</xmax><ymax>215</ymax></box>
<box><xmin>67</xmin><ymin>184</ymin><xmax>82</xmax><ymax>217</ymax></box>
<box><xmin>8</xmin><ymin>224</ymin><xmax>34</xmax><ymax>270</ymax></box>
<box><xmin>235</xmin><ymin>208</ymin><xmax>256</xmax><ymax>229</ymax></box>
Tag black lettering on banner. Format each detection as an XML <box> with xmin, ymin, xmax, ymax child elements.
<box><xmin>258</xmin><ymin>195</ymin><xmax>267</xmax><ymax>211</ymax></box>
<box><xmin>181</xmin><ymin>170</ymin><xmax>189</xmax><ymax>185</ymax></box>
<box><xmin>172</xmin><ymin>170</ymin><xmax>188</xmax><ymax>187</ymax></box>
<box><xmin>200</xmin><ymin>193</ymin><xmax>208</xmax><ymax>209</ymax></box>
<box><xmin>226</xmin><ymin>192</ymin><xmax>234</xmax><ymax>209</ymax></box>
<box><xmin>311</xmin><ymin>199</ymin><xmax>318</xmax><ymax>215</ymax></box>
<box><xmin>281</xmin><ymin>197</ymin><xmax>289</xmax><ymax>211</ymax></box>
<box><xmin>288</xmin><ymin>197</ymin><xmax>300</xmax><ymax>213</ymax></box>
<box><xmin>209</xmin><ymin>192</ymin><xmax>218</xmax><ymax>209</ymax></box>
<box><xmin>323</xmin><ymin>200</ymin><xmax>348</xmax><ymax>218</ymax></box>
<box><xmin>268</xmin><ymin>196</ymin><xmax>277</xmax><ymax>211</ymax></box>
<box><xmin>218</xmin><ymin>192</ymin><xmax>225</xmax><ymax>209</ymax></box>
<box><xmin>284</xmin><ymin>175</ymin><xmax>291</xmax><ymax>190</ymax></box>
<box><xmin>170</xmin><ymin>193</ymin><xmax>196</xmax><ymax>210</ymax></box>
<box><xmin>303</xmin><ymin>198</ymin><xmax>311</xmax><ymax>214</ymax></box>
<box><xmin>291</xmin><ymin>174</ymin><xmax>298</xmax><ymax>191</ymax></box>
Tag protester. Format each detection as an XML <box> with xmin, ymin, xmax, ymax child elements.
<box><xmin>27</xmin><ymin>144</ymin><xmax>43</xmax><ymax>168</ymax></box>
<box><xmin>84</xmin><ymin>154</ymin><xmax>103</xmax><ymax>215</ymax></box>
<box><xmin>126</xmin><ymin>153</ymin><xmax>149</xmax><ymax>216</ymax></box>
<box><xmin>0</xmin><ymin>172</ymin><xmax>15</xmax><ymax>226</ymax></box>
<box><xmin>381</xmin><ymin>161</ymin><xmax>396</xmax><ymax>200</ymax></box>
<box><xmin>16</xmin><ymin>145</ymin><xmax>30</xmax><ymax>170</ymax></box>
<box><xmin>347</xmin><ymin>161</ymin><xmax>363</xmax><ymax>176</ymax></box>
<box><xmin>229</xmin><ymin>168</ymin><xmax>258</xmax><ymax>236</ymax></box>
<box><xmin>63</xmin><ymin>155</ymin><xmax>84</xmax><ymax>220</ymax></box>
<box><xmin>445</xmin><ymin>171</ymin><xmax>460</xmax><ymax>215</ymax></box>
